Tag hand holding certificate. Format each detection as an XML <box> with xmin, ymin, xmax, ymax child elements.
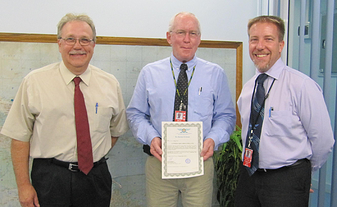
<box><xmin>161</xmin><ymin>122</ymin><xmax>204</xmax><ymax>179</ymax></box>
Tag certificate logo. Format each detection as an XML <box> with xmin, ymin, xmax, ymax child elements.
<box><xmin>185</xmin><ymin>158</ymin><xmax>191</xmax><ymax>164</ymax></box>
<box><xmin>178</xmin><ymin>128</ymin><xmax>190</xmax><ymax>133</ymax></box>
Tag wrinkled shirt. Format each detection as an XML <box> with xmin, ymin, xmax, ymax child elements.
<box><xmin>126</xmin><ymin>54</ymin><xmax>236</xmax><ymax>149</ymax></box>
<box><xmin>238</xmin><ymin>58</ymin><xmax>334</xmax><ymax>171</ymax></box>
<box><xmin>1</xmin><ymin>62</ymin><xmax>129</xmax><ymax>162</ymax></box>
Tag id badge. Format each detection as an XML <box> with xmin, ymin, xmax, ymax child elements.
<box><xmin>243</xmin><ymin>148</ymin><xmax>253</xmax><ymax>168</ymax></box>
<box><xmin>174</xmin><ymin>110</ymin><xmax>186</xmax><ymax>122</ymax></box>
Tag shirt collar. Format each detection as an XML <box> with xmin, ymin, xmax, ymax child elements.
<box><xmin>255</xmin><ymin>58</ymin><xmax>285</xmax><ymax>80</ymax></box>
<box><xmin>170</xmin><ymin>53</ymin><xmax>197</xmax><ymax>71</ymax></box>
<box><xmin>60</xmin><ymin>61</ymin><xmax>91</xmax><ymax>86</ymax></box>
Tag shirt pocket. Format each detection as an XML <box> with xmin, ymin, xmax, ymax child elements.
<box><xmin>192</xmin><ymin>86</ymin><xmax>214</xmax><ymax>118</ymax></box>
<box><xmin>94</xmin><ymin>106</ymin><xmax>113</xmax><ymax>133</ymax></box>
<box><xmin>264</xmin><ymin>110</ymin><xmax>301</xmax><ymax>138</ymax></box>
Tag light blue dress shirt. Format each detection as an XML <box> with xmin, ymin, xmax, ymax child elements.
<box><xmin>126</xmin><ymin>54</ymin><xmax>236</xmax><ymax>149</ymax></box>
<box><xmin>238</xmin><ymin>58</ymin><xmax>335</xmax><ymax>171</ymax></box>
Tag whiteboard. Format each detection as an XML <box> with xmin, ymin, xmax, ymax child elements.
<box><xmin>0</xmin><ymin>33</ymin><xmax>242</xmax><ymax>124</ymax></box>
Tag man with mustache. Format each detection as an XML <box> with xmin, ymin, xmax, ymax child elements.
<box><xmin>235</xmin><ymin>15</ymin><xmax>334</xmax><ymax>207</ymax></box>
<box><xmin>126</xmin><ymin>12</ymin><xmax>236</xmax><ymax>206</ymax></box>
<box><xmin>1</xmin><ymin>13</ymin><xmax>129</xmax><ymax>207</ymax></box>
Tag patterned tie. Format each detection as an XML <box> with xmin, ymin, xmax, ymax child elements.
<box><xmin>73</xmin><ymin>77</ymin><xmax>93</xmax><ymax>175</ymax></box>
<box><xmin>245</xmin><ymin>73</ymin><xmax>268</xmax><ymax>176</ymax></box>
<box><xmin>173</xmin><ymin>63</ymin><xmax>188</xmax><ymax>121</ymax></box>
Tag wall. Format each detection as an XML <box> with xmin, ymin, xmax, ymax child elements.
<box><xmin>0</xmin><ymin>0</ymin><xmax>259</xmax><ymax>83</ymax></box>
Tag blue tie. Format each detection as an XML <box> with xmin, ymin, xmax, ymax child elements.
<box><xmin>245</xmin><ymin>73</ymin><xmax>268</xmax><ymax>176</ymax></box>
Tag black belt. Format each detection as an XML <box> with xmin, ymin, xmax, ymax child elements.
<box><xmin>49</xmin><ymin>157</ymin><xmax>107</xmax><ymax>172</ymax></box>
<box><xmin>257</xmin><ymin>158</ymin><xmax>309</xmax><ymax>172</ymax></box>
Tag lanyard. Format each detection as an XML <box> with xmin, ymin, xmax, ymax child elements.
<box><xmin>249</xmin><ymin>77</ymin><xmax>275</xmax><ymax>130</ymax></box>
<box><xmin>247</xmin><ymin>77</ymin><xmax>275</xmax><ymax>148</ymax></box>
<box><xmin>170</xmin><ymin>59</ymin><xmax>196</xmax><ymax>98</ymax></box>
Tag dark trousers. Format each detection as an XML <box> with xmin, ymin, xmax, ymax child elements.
<box><xmin>235</xmin><ymin>159</ymin><xmax>311</xmax><ymax>207</ymax></box>
<box><xmin>31</xmin><ymin>158</ymin><xmax>112</xmax><ymax>207</ymax></box>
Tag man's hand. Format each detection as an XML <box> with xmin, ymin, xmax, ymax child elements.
<box><xmin>11</xmin><ymin>140</ymin><xmax>40</xmax><ymax>207</ymax></box>
<box><xmin>310</xmin><ymin>184</ymin><xmax>314</xmax><ymax>193</ymax></box>
<box><xmin>200</xmin><ymin>138</ymin><xmax>215</xmax><ymax>161</ymax></box>
<box><xmin>111</xmin><ymin>136</ymin><xmax>119</xmax><ymax>148</ymax></box>
<box><xmin>18</xmin><ymin>184</ymin><xmax>40</xmax><ymax>207</ymax></box>
<box><xmin>150</xmin><ymin>137</ymin><xmax>162</xmax><ymax>162</ymax></box>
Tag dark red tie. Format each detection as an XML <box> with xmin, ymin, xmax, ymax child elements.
<box><xmin>73</xmin><ymin>77</ymin><xmax>93</xmax><ymax>175</ymax></box>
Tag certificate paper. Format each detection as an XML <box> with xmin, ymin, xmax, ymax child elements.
<box><xmin>161</xmin><ymin>121</ymin><xmax>203</xmax><ymax>179</ymax></box>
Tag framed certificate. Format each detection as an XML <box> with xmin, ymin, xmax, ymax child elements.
<box><xmin>161</xmin><ymin>121</ymin><xmax>204</xmax><ymax>179</ymax></box>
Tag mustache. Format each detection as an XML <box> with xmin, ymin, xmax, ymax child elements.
<box><xmin>69</xmin><ymin>51</ymin><xmax>86</xmax><ymax>55</ymax></box>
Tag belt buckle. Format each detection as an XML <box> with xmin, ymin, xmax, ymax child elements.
<box><xmin>68</xmin><ymin>163</ymin><xmax>78</xmax><ymax>172</ymax></box>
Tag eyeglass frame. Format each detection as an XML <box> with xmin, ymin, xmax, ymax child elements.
<box><xmin>58</xmin><ymin>37</ymin><xmax>95</xmax><ymax>46</ymax></box>
<box><xmin>170</xmin><ymin>30</ymin><xmax>201</xmax><ymax>38</ymax></box>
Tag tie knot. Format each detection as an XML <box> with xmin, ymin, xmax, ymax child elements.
<box><xmin>73</xmin><ymin>77</ymin><xmax>82</xmax><ymax>86</ymax></box>
<box><xmin>180</xmin><ymin>64</ymin><xmax>188</xmax><ymax>72</ymax></box>
<box><xmin>257</xmin><ymin>73</ymin><xmax>268</xmax><ymax>84</ymax></box>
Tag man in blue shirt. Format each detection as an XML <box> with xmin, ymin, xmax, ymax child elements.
<box><xmin>235</xmin><ymin>15</ymin><xmax>334</xmax><ymax>207</ymax></box>
<box><xmin>126</xmin><ymin>12</ymin><xmax>236</xmax><ymax>206</ymax></box>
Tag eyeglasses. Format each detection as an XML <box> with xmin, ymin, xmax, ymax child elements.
<box><xmin>171</xmin><ymin>30</ymin><xmax>200</xmax><ymax>38</ymax></box>
<box><xmin>59</xmin><ymin>37</ymin><xmax>94</xmax><ymax>46</ymax></box>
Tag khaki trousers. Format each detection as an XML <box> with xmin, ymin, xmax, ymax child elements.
<box><xmin>146</xmin><ymin>156</ymin><xmax>214</xmax><ymax>207</ymax></box>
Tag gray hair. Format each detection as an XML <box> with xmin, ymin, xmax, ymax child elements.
<box><xmin>57</xmin><ymin>13</ymin><xmax>96</xmax><ymax>42</ymax></box>
<box><xmin>168</xmin><ymin>12</ymin><xmax>201</xmax><ymax>34</ymax></box>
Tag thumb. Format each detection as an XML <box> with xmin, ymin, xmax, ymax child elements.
<box><xmin>200</xmin><ymin>146</ymin><xmax>207</xmax><ymax>157</ymax></box>
<box><xmin>34</xmin><ymin>195</ymin><xmax>40</xmax><ymax>207</ymax></box>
